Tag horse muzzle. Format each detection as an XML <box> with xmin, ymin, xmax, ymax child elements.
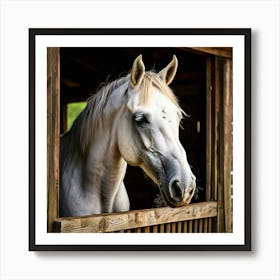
<box><xmin>163</xmin><ymin>176</ymin><xmax>196</xmax><ymax>207</ymax></box>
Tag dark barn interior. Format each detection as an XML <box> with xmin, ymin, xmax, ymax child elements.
<box><xmin>60</xmin><ymin>48</ymin><xmax>206</xmax><ymax>210</ymax></box>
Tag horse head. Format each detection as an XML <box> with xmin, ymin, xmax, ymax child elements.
<box><xmin>117</xmin><ymin>55</ymin><xmax>196</xmax><ymax>207</ymax></box>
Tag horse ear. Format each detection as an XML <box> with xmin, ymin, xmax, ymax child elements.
<box><xmin>130</xmin><ymin>55</ymin><xmax>145</xmax><ymax>87</ymax></box>
<box><xmin>158</xmin><ymin>55</ymin><xmax>178</xmax><ymax>85</ymax></box>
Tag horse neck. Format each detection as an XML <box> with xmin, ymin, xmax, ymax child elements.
<box><xmin>81</xmin><ymin>107</ymin><xmax>127</xmax><ymax>211</ymax></box>
<box><xmin>83</xmin><ymin>81</ymin><xmax>131</xmax><ymax>201</ymax></box>
<box><xmin>85</xmin><ymin>120</ymin><xmax>127</xmax><ymax>182</ymax></box>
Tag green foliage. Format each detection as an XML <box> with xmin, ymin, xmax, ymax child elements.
<box><xmin>67</xmin><ymin>102</ymin><xmax>87</xmax><ymax>130</ymax></box>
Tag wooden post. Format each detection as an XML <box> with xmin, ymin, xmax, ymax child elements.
<box><xmin>47</xmin><ymin>48</ymin><xmax>60</xmax><ymax>232</ymax></box>
<box><xmin>205</xmin><ymin>57</ymin><xmax>212</xmax><ymax>201</ymax></box>
<box><xmin>216</xmin><ymin>57</ymin><xmax>233</xmax><ymax>233</ymax></box>
<box><xmin>215</xmin><ymin>57</ymin><xmax>225</xmax><ymax>233</ymax></box>
<box><xmin>222</xmin><ymin>59</ymin><xmax>233</xmax><ymax>232</ymax></box>
<box><xmin>213</xmin><ymin>57</ymin><xmax>220</xmax><ymax>203</ymax></box>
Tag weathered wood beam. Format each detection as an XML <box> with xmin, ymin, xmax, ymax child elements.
<box><xmin>181</xmin><ymin>47</ymin><xmax>232</xmax><ymax>59</ymax></box>
<box><xmin>53</xmin><ymin>201</ymin><xmax>218</xmax><ymax>233</ymax></box>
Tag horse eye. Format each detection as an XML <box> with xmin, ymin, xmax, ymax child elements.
<box><xmin>134</xmin><ymin>114</ymin><xmax>149</xmax><ymax>127</ymax></box>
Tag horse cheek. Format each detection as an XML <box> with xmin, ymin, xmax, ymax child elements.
<box><xmin>117</xmin><ymin>121</ymin><xmax>140</xmax><ymax>166</ymax></box>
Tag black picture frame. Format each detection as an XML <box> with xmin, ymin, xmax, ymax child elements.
<box><xmin>29</xmin><ymin>28</ymin><xmax>251</xmax><ymax>251</ymax></box>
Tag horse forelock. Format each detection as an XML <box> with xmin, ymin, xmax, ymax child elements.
<box><xmin>138</xmin><ymin>72</ymin><xmax>180</xmax><ymax>109</ymax></box>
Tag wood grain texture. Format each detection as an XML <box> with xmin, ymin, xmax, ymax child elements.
<box><xmin>222</xmin><ymin>59</ymin><xmax>233</xmax><ymax>232</ymax></box>
<box><xmin>216</xmin><ymin>58</ymin><xmax>233</xmax><ymax>233</ymax></box>
<box><xmin>216</xmin><ymin>57</ymin><xmax>225</xmax><ymax>233</ymax></box>
<box><xmin>205</xmin><ymin>57</ymin><xmax>213</xmax><ymax>201</ymax></box>
<box><xmin>47</xmin><ymin>48</ymin><xmax>60</xmax><ymax>232</ymax></box>
<box><xmin>54</xmin><ymin>201</ymin><xmax>218</xmax><ymax>233</ymax></box>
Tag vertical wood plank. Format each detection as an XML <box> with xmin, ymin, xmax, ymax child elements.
<box><xmin>171</xmin><ymin>223</ymin><xmax>177</xmax><ymax>233</ymax></box>
<box><xmin>203</xmin><ymin>218</ymin><xmax>208</xmax><ymax>233</ymax></box>
<box><xmin>182</xmin><ymin>221</ymin><xmax>188</xmax><ymax>233</ymax></box>
<box><xmin>135</xmin><ymin>227</ymin><xmax>141</xmax><ymax>233</ymax></box>
<box><xmin>177</xmin><ymin>222</ymin><xmax>182</xmax><ymax>233</ymax></box>
<box><xmin>152</xmin><ymin>225</ymin><xmax>158</xmax><ymax>233</ymax></box>
<box><xmin>159</xmin><ymin>224</ymin><xmax>165</xmax><ymax>233</ymax></box>
<box><xmin>206</xmin><ymin>57</ymin><xmax>213</xmax><ymax>201</ymax></box>
<box><xmin>47</xmin><ymin>48</ymin><xmax>60</xmax><ymax>232</ymax></box>
<box><xmin>199</xmin><ymin>219</ymin><xmax>203</xmax><ymax>233</ymax></box>
<box><xmin>222</xmin><ymin>59</ymin><xmax>233</xmax><ymax>232</ymax></box>
<box><xmin>193</xmin><ymin>220</ymin><xmax>198</xmax><ymax>233</ymax></box>
<box><xmin>216</xmin><ymin>57</ymin><xmax>233</xmax><ymax>233</ymax></box>
<box><xmin>215</xmin><ymin>57</ymin><xmax>225</xmax><ymax>233</ymax></box>
<box><xmin>213</xmin><ymin>56</ymin><xmax>220</xmax><ymax>202</ymax></box>
<box><xmin>208</xmin><ymin>217</ymin><xmax>213</xmax><ymax>233</ymax></box>
<box><xmin>144</xmin><ymin>227</ymin><xmax>150</xmax><ymax>233</ymax></box>
<box><xmin>188</xmin><ymin>220</ymin><xmax>193</xmax><ymax>233</ymax></box>
<box><xmin>165</xmin><ymin>223</ymin><xmax>171</xmax><ymax>233</ymax></box>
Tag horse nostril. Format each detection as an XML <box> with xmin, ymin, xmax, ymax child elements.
<box><xmin>169</xmin><ymin>180</ymin><xmax>183</xmax><ymax>202</ymax></box>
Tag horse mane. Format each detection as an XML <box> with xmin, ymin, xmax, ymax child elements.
<box><xmin>66</xmin><ymin>75</ymin><xmax>129</xmax><ymax>155</ymax></box>
<box><xmin>64</xmin><ymin>71</ymin><xmax>182</xmax><ymax>155</ymax></box>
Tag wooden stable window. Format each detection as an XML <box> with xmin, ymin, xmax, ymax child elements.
<box><xmin>47</xmin><ymin>47</ymin><xmax>232</xmax><ymax>233</ymax></box>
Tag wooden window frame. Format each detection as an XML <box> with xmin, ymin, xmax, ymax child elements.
<box><xmin>47</xmin><ymin>47</ymin><xmax>233</xmax><ymax>233</ymax></box>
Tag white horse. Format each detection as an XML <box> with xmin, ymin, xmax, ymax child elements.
<box><xmin>60</xmin><ymin>55</ymin><xmax>196</xmax><ymax>217</ymax></box>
